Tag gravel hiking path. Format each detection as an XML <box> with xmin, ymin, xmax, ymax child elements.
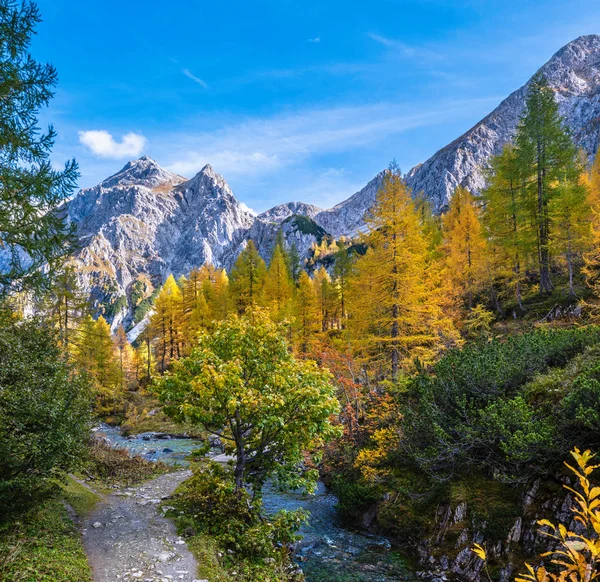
<box><xmin>79</xmin><ymin>471</ymin><xmax>203</xmax><ymax>582</ymax></box>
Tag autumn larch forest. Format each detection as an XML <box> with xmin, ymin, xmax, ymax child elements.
<box><xmin>2</xmin><ymin>1</ymin><xmax>600</xmax><ymax>581</ymax></box>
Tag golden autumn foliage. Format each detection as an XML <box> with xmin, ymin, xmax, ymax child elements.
<box><xmin>443</xmin><ymin>186</ymin><xmax>488</xmax><ymax>308</ymax></box>
<box><xmin>349</xmin><ymin>170</ymin><xmax>458</xmax><ymax>376</ymax></box>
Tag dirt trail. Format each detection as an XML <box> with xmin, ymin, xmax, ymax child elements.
<box><xmin>80</xmin><ymin>471</ymin><xmax>203</xmax><ymax>582</ymax></box>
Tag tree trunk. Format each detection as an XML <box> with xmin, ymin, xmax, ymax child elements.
<box><xmin>537</xmin><ymin>140</ymin><xmax>554</xmax><ymax>293</ymax></box>
<box><xmin>391</xmin><ymin>304</ymin><xmax>399</xmax><ymax>379</ymax></box>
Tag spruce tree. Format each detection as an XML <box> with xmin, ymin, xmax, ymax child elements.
<box><xmin>515</xmin><ymin>73</ymin><xmax>579</xmax><ymax>293</ymax></box>
<box><xmin>229</xmin><ymin>240</ymin><xmax>267</xmax><ymax>313</ymax></box>
<box><xmin>0</xmin><ymin>0</ymin><xmax>79</xmax><ymax>294</ymax></box>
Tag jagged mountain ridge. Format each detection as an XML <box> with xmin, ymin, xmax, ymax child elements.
<box><xmin>66</xmin><ymin>156</ymin><xmax>380</xmax><ymax>327</ymax></box>
<box><xmin>405</xmin><ymin>34</ymin><xmax>600</xmax><ymax>210</ymax></box>
<box><xmin>66</xmin><ymin>157</ymin><xmax>255</xmax><ymax>327</ymax></box>
<box><xmin>67</xmin><ymin>35</ymin><xmax>600</xmax><ymax>328</ymax></box>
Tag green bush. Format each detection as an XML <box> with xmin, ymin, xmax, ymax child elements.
<box><xmin>402</xmin><ymin>326</ymin><xmax>600</xmax><ymax>481</ymax></box>
<box><xmin>0</xmin><ymin>316</ymin><xmax>92</xmax><ymax>516</ymax></box>
<box><xmin>329</xmin><ymin>473</ymin><xmax>379</xmax><ymax>522</ymax></box>
<box><xmin>172</xmin><ymin>461</ymin><xmax>306</xmax><ymax>581</ymax></box>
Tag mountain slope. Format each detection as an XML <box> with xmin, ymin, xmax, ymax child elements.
<box><xmin>405</xmin><ymin>34</ymin><xmax>600</xmax><ymax>210</ymax></box>
<box><xmin>67</xmin><ymin>157</ymin><xmax>254</xmax><ymax>326</ymax></box>
<box><xmin>313</xmin><ymin>172</ymin><xmax>387</xmax><ymax>238</ymax></box>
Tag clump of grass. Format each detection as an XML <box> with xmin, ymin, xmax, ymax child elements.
<box><xmin>186</xmin><ymin>534</ymin><xmax>230</xmax><ymax>582</ymax></box>
<box><xmin>61</xmin><ymin>476</ymin><xmax>100</xmax><ymax>517</ymax></box>
<box><xmin>0</xmin><ymin>499</ymin><xmax>92</xmax><ymax>582</ymax></box>
<box><xmin>85</xmin><ymin>439</ymin><xmax>169</xmax><ymax>488</ymax></box>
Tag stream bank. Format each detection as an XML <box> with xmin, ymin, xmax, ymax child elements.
<box><xmin>96</xmin><ymin>424</ymin><xmax>415</xmax><ymax>582</ymax></box>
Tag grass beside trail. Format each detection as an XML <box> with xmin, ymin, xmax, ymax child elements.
<box><xmin>0</xmin><ymin>498</ymin><xmax>92</xmax><ymax>582</ymax></box>
<box><xmin>62</xmin><ymin>476</ymin><xmax>101</xmax><ymax>516</ymax></box>
<box><xmin>186</xmin><ymin>534</ymin><xmax>230</xmax><ymax>582</ymax></box>
<box><xmin>0</xmin><ymin>441</ymin><xmax>171</xmax><ymax>582</ymax></box>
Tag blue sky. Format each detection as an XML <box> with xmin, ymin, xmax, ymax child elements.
<box><xmin>34</xmin><ymin>0</ymin><xmax>600</xmax><ymax>213</ymax></box>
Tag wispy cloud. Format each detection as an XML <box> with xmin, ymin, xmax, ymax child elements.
<box><xmin>367</xmin><ymin>32</ymin><xmax>441</xmax><ymax>62</ymax></box>
<box><xmin>182</xmin><ymin>68</ymin><xmax>208</xmax><ymax>88</ymax></box>
<box><xmin>79</xmin><ymin>130</ymin><xmax>147</xmax><ymax>159</ymax></box>
<box><xmin>308</xmin><ymin>36</ymin><xmax>321</xmax><ymax>43</ymax></box>
<box><xmin>163</xmin><ymin>97</ymin><xmax>501</xmax><ymax>179</ymax></box>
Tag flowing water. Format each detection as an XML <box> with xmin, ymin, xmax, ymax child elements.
<box><xmin>95</xmin><ymin>425</ymin><xmax>414</xmax><ymax>581</ymax></box>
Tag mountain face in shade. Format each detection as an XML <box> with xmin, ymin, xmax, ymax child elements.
<box><xmin>405</xmin><ymin>34</ymin><xmax>600</xmax><ymax>211</ymax></box>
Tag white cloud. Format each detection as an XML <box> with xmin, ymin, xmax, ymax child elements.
<box><xmin>163</xmin><ymin>98</ymin><xmax>499</xmax><ymax>180</ymax></box>
<box><xmin>367</xmin><ymin>33</ymin><xmax>441</xmax><ymax>61</ymax></box>
<box><xmin>79</xmin><ymin>130</ymin><xmax>147</xmax><ymax>159</ymax></box>
<box><xmin>182</xmin><ymin>68</ymin><xmax>208</xmax><ymax>88</ymax></box>
<box><xmin>308</xmin><ymin>36</ymin><xmax>321</xmax><ymax>43</ymax></box>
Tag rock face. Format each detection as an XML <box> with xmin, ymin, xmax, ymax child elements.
<box><xmin>66</xmin><ymin>36</ymin><xmax>600</xmax><ymax>326</ymax></box>
<box><xmin>412</xmin><ymin>479</ymin><xmax>580</xmax><ymax>582</ymax></box>
<box><xmin>66</xmin><ymin>157</ymin><xmax>254</xmax><ymax>326</ymax></box>
<box><xmin>313</xmin><ymin>172</ymin><xmax>387</xmax><ymax>238</ymax></box>
<box><xmin>405</xmin><ymin>34</ymin><xmax>600</xmax><ymax>211</ymax></box>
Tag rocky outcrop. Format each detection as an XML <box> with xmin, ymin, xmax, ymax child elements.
<box><xmin>66</xmin><ymin>157</ymin><xmax>254</xmax><ymax>327</ymax></box>
<box><xmin>413</xmin><ymin>479</ymin><xmax>580</xmax><ymax>582</ymax></box>
<box><xmin>405</xmin><ymin>34</ymin><xmax>600</xmax><ymax>211</ymax></box>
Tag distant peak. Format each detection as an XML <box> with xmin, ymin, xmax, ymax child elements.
<box><xmin>101</xmin><ymin>156</ymin><xmax>184</xmax><ymax>189</ymax></box>
<box><xmin>188</xmin><ymin>163</ymin><xmax>220</xmax><ymax>184</ymax></box>
<box><xmin>199</xmin><ymin>163</ymin><xmax>217</xmax><ymax>178</ymax></box>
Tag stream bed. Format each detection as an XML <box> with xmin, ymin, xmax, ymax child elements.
<box><xmin>95</xmin><ymin>424</ymin><xmax>415</xmax><ymax>582</ymax></box>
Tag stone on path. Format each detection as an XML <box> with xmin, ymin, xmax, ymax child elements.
<box><xmin>80</xmin><ymin>471</ymin><xmax>199</xmax><ymax>582</ymax></box>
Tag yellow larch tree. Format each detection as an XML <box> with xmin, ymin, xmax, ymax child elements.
<box><xmin>442</xmin><ymin>186</ymin><xmax>488</xmax><ymax>309</ymax></box>
<box><xmin>150</xmin><ymin>274</ymin><xmax>184</xmax><ymax>372</ymax></box>
<box><xmin>263</xmin><ymin>243</ymin><xmax>293</xmax><ymax>322</ymax></box>
<box><xmin>583</xmin><ymin>150</ymin><xmax>600</xmax><ymax>317</ymax></box>
<box><xmin>348</xmin><ymin>169</ymin><xmax>456</xmax><ymax>378</ymax></box>
<box><xmin>182</xmin><ymin>267</ymin><xmax>212</xmax><ymax>349</ymax></box>
<box><xmin>229</xmin><ymin>240</ymin><xmax>267</xmax><ymax>313</ymax></box>
<box><xmin>293</xmin><ymin>271</ymin><xmax>320</xmax><ymax>356</ymax></box>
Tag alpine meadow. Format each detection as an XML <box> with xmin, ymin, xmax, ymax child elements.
<box><xmin>3</xmin><ymin>1</ymin><xmax>600</xmax><ymax>581</ymax></box>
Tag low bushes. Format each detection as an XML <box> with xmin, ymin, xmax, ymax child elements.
<box><xmin>170</xmin><ymin>460</ymin><xmax>305</xmax><ymax>582</ymax></box>
<box><xmin>402</xmin><ymin>326</ymin><xmax>600</xmax><ymax>481</ymax></box>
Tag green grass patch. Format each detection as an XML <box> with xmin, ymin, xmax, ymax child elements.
<box><xmin>0</xmin><ymin>499</ymin><xmax>91</xmax><ymax>582</ymax></box>
<box><xmin>61</xmin><ymin>477</ymin><xmax>100</xmax><ymax>517</ymax></box>
<box><xmin>186</xmin><ymin>534</ymin><xmax>230</xmax><ymax>582</ymax></box>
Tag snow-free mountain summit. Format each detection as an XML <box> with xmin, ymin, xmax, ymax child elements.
<box><xmin>66</xmin><ymin>35</ymin><xmax>600</xmax><ymax>327</ymax></box>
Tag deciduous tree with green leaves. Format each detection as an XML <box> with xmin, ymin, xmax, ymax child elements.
<box><xmin>154</xmin><ymin>308</ymin><xmax>340</xmax><ymax>494</ymax></box>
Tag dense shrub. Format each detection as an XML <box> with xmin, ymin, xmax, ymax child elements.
<box><xmin>0</xmin><ymin>316</ymin><xmax>92</xmax><ymax>516</ymax></box>
<box><xmin>85</xmin><ymin>439</ymin><xmax>168</xmax><ymax>487</ymax></box>
<box><xmin>402</xmin><ymin>327</ymin><xmax>600</xmax><ymax>481</ymax></box>
<box><xmin>172</xmin><ymin>460</ymin><xmax>306</xmax><ymax>581</ymax></box>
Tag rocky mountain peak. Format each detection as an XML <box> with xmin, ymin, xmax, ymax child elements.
<box><xmin>405</xmin><ymin>34</ymin><xmax>600</xmax><ymax>210</ymax></box>
<box><xmin>101</xmin><ymin>156</ymin><xmax>185</xmax><ymax>190</ymax></box>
